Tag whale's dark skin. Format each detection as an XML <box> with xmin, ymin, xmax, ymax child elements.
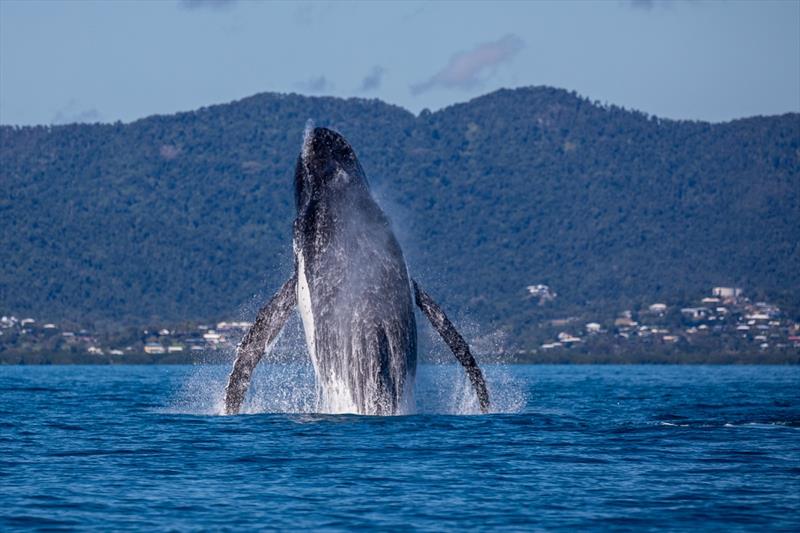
<box><xmin>224</xmin><ymin>127</ymin><xmax>489</xmax><ymax>415</ymax></box>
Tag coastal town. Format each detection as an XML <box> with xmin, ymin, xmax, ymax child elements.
<box><xmin>533</xmin><ymin>286</ymin><xmax>798</xmax><ymax>348</ymax></box>
<box><xmin>0</xmin><ymin>317</ymin><xmax>254</xmax><ymax>364</ymax></box>
<box><xmin>517</xmin><ymin>286</ymin><xmax>800</xmax><ymax>363</ymax></box>
<box><xmin>1</xmin><ymin>286</ymin><xmax>798</xmax><ymax>364</ymax></box>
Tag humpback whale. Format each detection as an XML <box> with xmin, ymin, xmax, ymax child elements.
<box><xmin>224</xmin><ymin>126</ymin><xmax>489</xmax><ymax>415</ymax></box>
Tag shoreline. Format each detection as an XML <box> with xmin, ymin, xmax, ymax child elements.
<box><xmin>2</xmin><ymin>353</ymin><xmax>798</xmax><ymax>366</ymax></box>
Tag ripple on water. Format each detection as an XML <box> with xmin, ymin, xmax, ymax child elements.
<box><xmin>0</xmin><ymin>364</ymin><xmax>798</xmax><ymax>531</ymax></box>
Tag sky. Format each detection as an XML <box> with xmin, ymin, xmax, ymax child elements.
<box><xmin>0</xmin><ymin>0</ymin><xmax>798</xmax><ymax>126</ymax></box>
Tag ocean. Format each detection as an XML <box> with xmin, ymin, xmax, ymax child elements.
<box><xmin>1</xmin><ymin>364</ymin><xmax>798</xmax><ymax>531</ymax></box>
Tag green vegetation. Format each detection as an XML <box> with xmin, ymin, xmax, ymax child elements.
<box><xmin>1</xmin><ymin>87</ymin><xmax>799</xmax><ymax>353</ymax></box>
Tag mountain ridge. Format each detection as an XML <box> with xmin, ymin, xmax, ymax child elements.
<box><xmin>4</xmin><ymin>85</ymin><xmax>796</xmax><ymax>130</ymax></box>
<box><xmin>1</xmin><ymin>86</ymin><xmax>798</xmax><ymax>345</ymax></box>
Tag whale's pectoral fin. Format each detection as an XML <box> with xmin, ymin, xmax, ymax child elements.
<box><xmin>223</xmin><ymin>273</ymin><xmax>298</xmax><ymax>415</ymax></box>
<box><xmin>412</xmin><ymin>280</ymin><xmax>490</xmax><ymax>413</ymax></box>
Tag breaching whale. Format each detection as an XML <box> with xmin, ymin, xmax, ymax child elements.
<box><xmin>223</xmin><ymin>126</ymin><xmax>489</xmax><ymax>415</ymax></box>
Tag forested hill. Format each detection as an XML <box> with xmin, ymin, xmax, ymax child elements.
<box><xmin>1</xmin><ymin>87</ymin><xmax>798</xmax><ymax>341</ymax></box>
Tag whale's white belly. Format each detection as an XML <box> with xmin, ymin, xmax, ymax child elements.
<box><xmin>295</xmin><ymin>249</ymin><xmax>316</xmax><ymax>363</ymax></box>
<box><xmin>295</xmin><ymin>246</ymin><xmax>359</xmax><ymax>413</ymax></box>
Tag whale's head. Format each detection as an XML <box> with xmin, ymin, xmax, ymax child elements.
<box><xmin>294</xmin><ymin>126</ymin><xmax>369</xmax><ymax>212</ymax></box>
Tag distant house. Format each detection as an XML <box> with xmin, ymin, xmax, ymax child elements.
<box><xmin>614</xmin><ymin>317</ymin><xmax>638</xmax><ymax>328</ymax></box>
<box><xmin>167</xmin><ymin>345</ymin><xmax>184</xmax><ymax>353</ymax></box>
<box><xmin>144</xmin><ymin>343</ymin><xmax>165</xmax><ymax>355</ymax></box>
<box><xmin>203</xmin><ymin>331</ymin><xmax>223</xmax><ymax>345</ymax></box>
<box><xmin>87</xmin><ymin>346</ymin><xmax>104</xmax><ymax>355</ymax></box>
<box><xmin>681</xmin><ymin>307</ymin><xmax>710</xmax><ymax>321</ymax></box>
<box><xmin>109</xmin><ymin>349</ymin><xmax>124</xmax><ymax>356</ymax></box>
<box><xmin>712</xmin><ymin>287</ymin><xmax>743</xmax><ymax>299</ymax></box>
<box><xmin>648</xmin><ymin>303</ymin><xmax>668</xmax><ymax>314</ymax></box>
<box><xmin>585</xmin><ymin>322</ymin><xmax>602</xmax><ymax>334</ymax></box>
<box><xmin>217</xmin><ymin>321</ymin><xmax>252</xmax><ymax>331</ymax></box>
<box><xmin>752</xmin><ymin>303</ymin><xmax>781</xmax><ymax>318</ymax></box>
<box><xmin>526</xmin><ymin>284</ymin><xmax>556</xmax><ymax>304</ymax></box>
<box><xmin>557</xmin><ymin>332</ymin><xmax>582</xmax><ymax>344</ymax></box>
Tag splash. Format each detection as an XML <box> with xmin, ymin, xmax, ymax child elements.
<box><xmin>175</xmin><ymin>125</ymin><xmax>522</xmax><ymax>417</ymax></box>
<box><xmin>169</xmin><ymin>300</ymin><xmax>525</xmax><ymax>416</ymax></box>
<box><xmin>415</xmin><ymin>364</ymin><xmax>526</xmax><ymax>415</ymax></box>
<box><xmin>170</xmin><ymin>358</ymin><xmax>525</xmax><ymax>416</ymax></box>
<box><xmin>301</xmin><ymin>118</ymin><xmax>315</xmax><ymax>168</ymax></box>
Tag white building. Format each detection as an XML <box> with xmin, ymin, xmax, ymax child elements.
<box><xmin>526</xmin><ymin>284</ymin><xmax>556</xmax><ymax>304</ymax></box>
<box><xmin>712</xmin><ymin>287</ymin><xmax>743</xmax><ymax>299</ymax></box>
<box><xmin>217</xmin><ymin>321</ymin><xmax>253</xmax><ymax>331</ymax></box>
<box><xmin>541</xmin><ymin>342</ymin><xmax>562</xmax><ymax>350</ymax></box>
<box><xmin>144</xmin><ymin>343</ymin><xmax>165</xmax><ymax>355</ymax></box>
<box><xmin>615</xmin><ymin>317</ymin><xmax>638</xmax><ymax>328</ymax></box>
<box><xmin>203</xmin><ymin>331</ymin><xmax>224</xmax><ymax>346</ymax></box>
<box><xmin>558</xmin><ymin>332</ymin><xmax>582</xmax><ymax>344</ymax></box>
<box><xmin>681</xmin><ymin>307</ymin><xmax>710</xmax><ymax>321</ymax></box>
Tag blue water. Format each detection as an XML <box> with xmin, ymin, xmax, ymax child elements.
<box><xmin>1</xmin><ymin>365</ymin><xmax>798</xmax><ymax>531</ymax></box>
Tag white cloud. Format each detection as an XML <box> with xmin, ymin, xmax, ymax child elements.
<box><xmin>294</xmin><ymin>75</ymin><xmax>333</xmax><ymax>94</ymax></box>
<box><xmin>359</xmin><ymin>66</ymin><xmax>385</xmax><ymax>92</ymax></box>
<box><xmin>411</xmin><ymin>34</ymin><xmax>524</xmax><ymax>95</ymax></box>
<box><xmin>51</xmin><ymin>99</ymin><xmax>102</xmax><ymax>125</ymax></box>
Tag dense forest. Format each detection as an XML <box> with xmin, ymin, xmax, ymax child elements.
<box><xmin>1</xmin><ymin>86</ymin><xmax>798</xmax><ymax>348</ymax></box>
